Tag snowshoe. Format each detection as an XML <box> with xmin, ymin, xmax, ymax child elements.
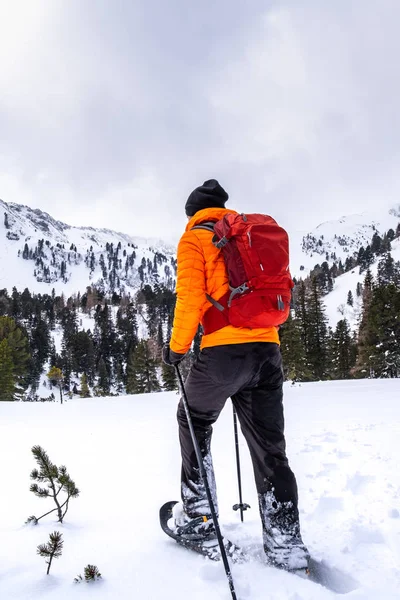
<box><xmin>159</xmin><ymin>500</ymin><xmax>245</xmax><ymax>563</ymax></box>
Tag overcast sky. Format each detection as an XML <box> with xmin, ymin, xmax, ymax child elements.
<box><xmin>1</xmin><ymin>0</ymin><xmax>399</xmax><ymax>242</ymax></box>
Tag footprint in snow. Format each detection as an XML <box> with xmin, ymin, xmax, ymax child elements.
<box><xmin>350</xmin><ymin>523</ymin><xmax>385</xmax><ymax>545</ymax></box>
<box><xmin>316</xmin><ymin>463</ymin><xmax>339</xmax><ymax>477</ymax></box>
<box><xmin>346</xmin><ymin>473</ymin><xmax>376</xmax><ymax>495</ymax></box>
<box><xmin>299</xmin><ymin>444</ymin><xmax>322</xmax><ymax>453</ymax></box>
<box><xmin>307</xmin><ymin>496</ymin><xmax>344</xmax><ymax>519</ymax></box>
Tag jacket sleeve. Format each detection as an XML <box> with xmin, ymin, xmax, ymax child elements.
<box><xmin>170</xmin><ymin>231</ymin><xmax>206</xmax><ymax>354</ymax></box>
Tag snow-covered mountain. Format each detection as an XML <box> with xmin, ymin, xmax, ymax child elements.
<box><xmin>289</xmin><ymin>204</ymin><xmax>400</xmax><ymax>276</ymax></box>
<box><xmin>323</xmin><ymin>235</ymin><xmax>400</xmax><ymax>329</ymax></box>
<box><xmin>1</xmin><ymin>197</ymin><xmax>400</xmax><ymax>328</ymax></box>
<box><xmin>0</xmin><ymin>198</ymin><xmax>176</xmax><ymax>297</ymax></box>
<box><xmin>289</xmin><ymin>206</ymin><xmax>400</xmax><ymax>331</ymax></box>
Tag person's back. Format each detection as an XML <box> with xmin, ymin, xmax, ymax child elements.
<box><xmin>170</xmin><ymin>204</ymin><xmax>280</xmax><ymax>354</ymax></box>
<box><xmin>163</xmin><ymin>179</ymin><xmax>309</xmax><ymax>572</ymax></box>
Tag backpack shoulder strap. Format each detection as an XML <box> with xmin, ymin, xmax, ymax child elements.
<box><xmin>190</xmin><ymin>221</ymin><xmax>216</xmax><ymax>233</ymax></box>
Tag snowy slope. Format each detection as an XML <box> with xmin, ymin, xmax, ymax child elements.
<box><xmin>324</xmin><ymin>236</ymin><xmax>400</xmax><ymax>330</ymax></box>
<box><xmin>289</xmin><ymin>204</ymin><xmax>400</xmax><ymax>276</ymax></box>
<box><xmin>0</xmin><ymin>198</ymin><xmax>176</xmax><ymax>296</ymax></box>
<box><xmin>1</xmin><ymin>379</ymin><xmax>400</xmax><ymax>599</ymax></box>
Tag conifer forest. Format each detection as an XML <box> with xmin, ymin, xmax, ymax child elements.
<box><xmin>1</xmin><ymin>224</ymin><xmax>400</xmax><ymax>401</ymax></box>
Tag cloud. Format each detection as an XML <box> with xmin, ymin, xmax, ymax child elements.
<box><xmin>0</xmin><ymin>1</ymin><xmax>399</xmax><ymax>241</ymax></box>
<box><xmin>205</xmin><ymin>2</ymin><xmax>400</xmax><ymax>230</ymax></box>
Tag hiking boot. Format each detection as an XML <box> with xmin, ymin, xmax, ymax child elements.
<box><xmin>172</xmin><ymin>502</ymin><xmax>216</xmax><ymax>541</ymax></box>
<box><xmin>263</xmin><ymin>525</ymin><xmax>310</xmax><ymax>571</ymax></box>
<box><xmin>260</xmin><ymin>493</ymin><xmax>310</xmax><ymax>572</ymax></box>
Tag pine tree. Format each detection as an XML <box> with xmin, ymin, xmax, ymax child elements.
<box><xmin>60</xmin><ymin>339</ymin><xmax>73</xmax><ymax>387</ymax></box>
<box><xmin>0</xmin><ymin>289</ymin><xmax>10</xmax><ymax>317</ymax></box>
<box><xmin>0</xmin><ymin>339</ymin><xmax>15</xmax><ymax>401</ymax></box>
<box><xmin>329</xmin><ymin>319</ymin><xmax>356</xmax><ymax>379</ymax></box>
<box><xmin>74</xmin><ymin>564</ymin><xmax>102</xmax><ymax>583</ymax></box>
<box><xmin>359</xmin><ymin>245</ymin><xmax>374</xmax><ymax>273</ymax></box>
<box><xmin>125</xmin><ymin>347</ymin><xmax>136</xmax><ymax>394</ymax></box>
<box><xmin>0</xmin><ymin>316</ymin><xmax>31</xmax><ymax>398</ymax></box>
<box><xmin>279</xmin><ymin>312</ymin><xmax>312</xmax><ymax>382</ymax></box>
<box><xmin>377</xmin><ymin>253</ymin><xmax>399</xmax><ymax>286</ymax></box>
<box><xmin>306</xmin><ymin>278</ymin><xmax>329</xmax><ymax>379</ymax></box>
<box><xmin>31</xmin><ymin>318</ymin><xmax>51</xmax><ymax>376</ymax></box>
<box><xmin>70</xmin><ymin>331</ymin><xmax>96</xmax><ymax>384</ymax></box>
<box><xmin>126</xmin><ymin>340</ymin><xmax>161</xmax><ymax>394</ymax></box>
<box><xmin>96</xmin><ymin>357</ymin><xmax>110</xmax><ymax>395</ymax></box>
<box><xmin>37</xmin><ymin>531</ymin><xmax>64</xmax><ymax>575</ymax></box>
<box><xmin>387</xmin><ymin>228</ymin><xmax>395</xmax><ymax>242</ymax></box>
<box><xmin>161</xmin><ymin>362</ymin><xmax>177</xmax><ymax>391</ymax></box>
<box><xmin>371</xmin><ymin>232</ymin><xmax>382</xmax><ymax>255</ymax></box>
<box><xmin>11</xmin><ymin>287</ymin><xmax>21</xmax><ymax>318</ymax></box>
<box><xmin>381</xmin><ymin>233</ymin><xmax>391</xmax><ymax>254</ymax></box>
<box><xmin>27</xmin><ymin>445</ymin><xmax>79</xmax><ymax>525</ymax></box>
<box><xmin>80</xmin><ymin>373</ymin><xmax>91</xmax><ymax>398</ymax></box>
<box><xmin>294</xmin><ymin>280</ymin><xmax>310</xmax><ymax>355</ymax></box>
<box><xmin>347</xmin><ymin>290</ymin><xmax>354</xmax><ymax>307</ymax></box>
<box><xmin>21</xmin><ymin>288</ymin><xmax>34</xmax><ymax>321</ymax></box>
<box><xmin>115</xmin><ymin>303</ymin><xmax>138</xmax><ymax>371</ymax></box>
<box><xmin>356</xmin><ymin>281</ymin><xmax>400</xmax><ymax>378</ymax></box>
<box><xmin>94</xmin><ymin>303</ymin><xmax>115</xmax><ymax>385</ymax></box>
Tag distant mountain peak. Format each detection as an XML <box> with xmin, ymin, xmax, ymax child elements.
<box><xmin>289</xmin><ymin>203</ymin><xmax>400</xmax><ymax>275</ymax></box>
<box><xmin>0</xmin><ymin>198</ymin><xmax>176</xmax><ymax>296</ymax></box>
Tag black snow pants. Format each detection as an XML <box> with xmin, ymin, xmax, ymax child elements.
<box><xmin>177</xmin><ymin>342</ymin><xmax>300</xmax><ymax>530</ymax></box>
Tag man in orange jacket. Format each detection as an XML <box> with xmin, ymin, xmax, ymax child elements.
<box><xmin>163</xmin><ymin>179</ymin><xmax>309</xmax><ymax>571</ymax></box>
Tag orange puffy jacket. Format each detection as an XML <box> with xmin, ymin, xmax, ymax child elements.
<box><xmin>170</xmin><ymin>207</ymin><xmax>280</xmax><ymax>355</ymax></box>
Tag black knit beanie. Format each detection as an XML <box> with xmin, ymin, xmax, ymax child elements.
<box><xmin>185</xmin><ymin>179</ymin><xmax>229</xmax><ymax>217</ymax></box>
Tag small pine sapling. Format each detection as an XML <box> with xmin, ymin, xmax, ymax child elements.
<box><xmin>26</xmin><ymin>445</ymin><xmax>79</xmax><ymax>525</ymax></box>
<box><xmin>37</xmin><ymin>531</ymin><xmax>64</xmax><ymax>575</ymax></box>
<box><xmin>74</xmin><ymin>564</ymin><xmax>102</xmax><ymax>583</ymax></box>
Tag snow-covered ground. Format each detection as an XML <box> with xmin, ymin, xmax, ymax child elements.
<box><xmin>1</xmin><ymin>379</ymin><xmax>399</xmax><ymax>599</ymax></box>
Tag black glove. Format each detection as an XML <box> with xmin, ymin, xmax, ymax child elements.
<box><xmin>162</xmin><ymin>344</ymin><xmax>186</xmax><ymax>366</ymax></box>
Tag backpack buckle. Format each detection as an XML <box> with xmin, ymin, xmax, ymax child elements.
<box><xmin>214</xmin><ymin>236</ymin><xmax>229</xmax><ymax>249</ymax></box>
<box><xmin>228</xmin><ymin>283</ymin><xmax>250</xmax><ymax>307</ymax></box>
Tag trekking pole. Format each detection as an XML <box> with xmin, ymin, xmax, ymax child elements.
<box><xmin>175</xmin><ymin>365</ymin><xmax>238</xmax><ymax>600</ymax></box>
<box><xmin>232</xmin><ymin>405</ymin><xmax>250</xmax><ymax>522</ymax></box>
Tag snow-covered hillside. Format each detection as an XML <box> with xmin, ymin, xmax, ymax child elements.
<box><xmin>324</xmin><ymin>236</ymin><xmax>400</xmax><ymax>330</ymax></box>
<box><xmin>289</xmin><ymin>204</ymin><xmax>400</xmax><ymax>276</ymax></box>
<box><xmin>2</xmin><ymin>196</ymin><xmax>400</xmax><ymax>330</ymax></box>
<box><xmin>1</xmin><ymin>379</ymin><xmax>399</xmax><ymax>599</ymax></box>
<box><xmin>0</xmin><ymin>198</ymin><xmax>176</xmax><ymax>296</ymax></box>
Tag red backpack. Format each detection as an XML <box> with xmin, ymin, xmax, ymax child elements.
<box><xmin>192</xmin><ymin>213</ymin><xmax>294</xmax><ymax>334</ymax></box>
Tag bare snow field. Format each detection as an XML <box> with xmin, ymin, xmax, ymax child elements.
<box><xmin>0</xmin><ymin>379</ymin><xmax>399</xmax><ymax>599</ymax></box>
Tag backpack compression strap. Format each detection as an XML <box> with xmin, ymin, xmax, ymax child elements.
<box><xmin>191</xmin><ymin>222</ymin><xmax>216</xmax><ymax>234</ymax></box>
<box><xmin>191</xmin><ymin>222</ymin><xmax>230</xmax><ymax>332</ymax></box>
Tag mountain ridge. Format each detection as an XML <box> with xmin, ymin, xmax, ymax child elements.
<box><xmin>1</xmin><ymin>197</ymin><xmax>400</xmax><ymax>327</ymax></box>
<box><xmin>0</xmin><ymin>198</ymin><xmax>176</xmax><ymax>297</ymax></box>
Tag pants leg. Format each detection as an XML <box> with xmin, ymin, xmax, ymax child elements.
<box><xmin>177</xmin><ymin>342</ymin><xmax>301</xmax><ymax>540</ymax></box>
<box><xmin>177</xmin><ymin>350</ymin><xmax>229</xmax><ymax>518</ymax></box>
<box><xmin>231</xmin><ymin>345</ymin><xmax>300</xmax><ymax>532</ymax></box>
<box><xmin>177</xmin><ymin>344</ymin><xmax>255</xmax><ymax>518</ymax></box>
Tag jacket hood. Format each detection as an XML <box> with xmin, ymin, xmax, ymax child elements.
<box><xmin>185</xmin><ymin>207</ymin><xmax>238</xmax><ymax>232</ymax></box>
